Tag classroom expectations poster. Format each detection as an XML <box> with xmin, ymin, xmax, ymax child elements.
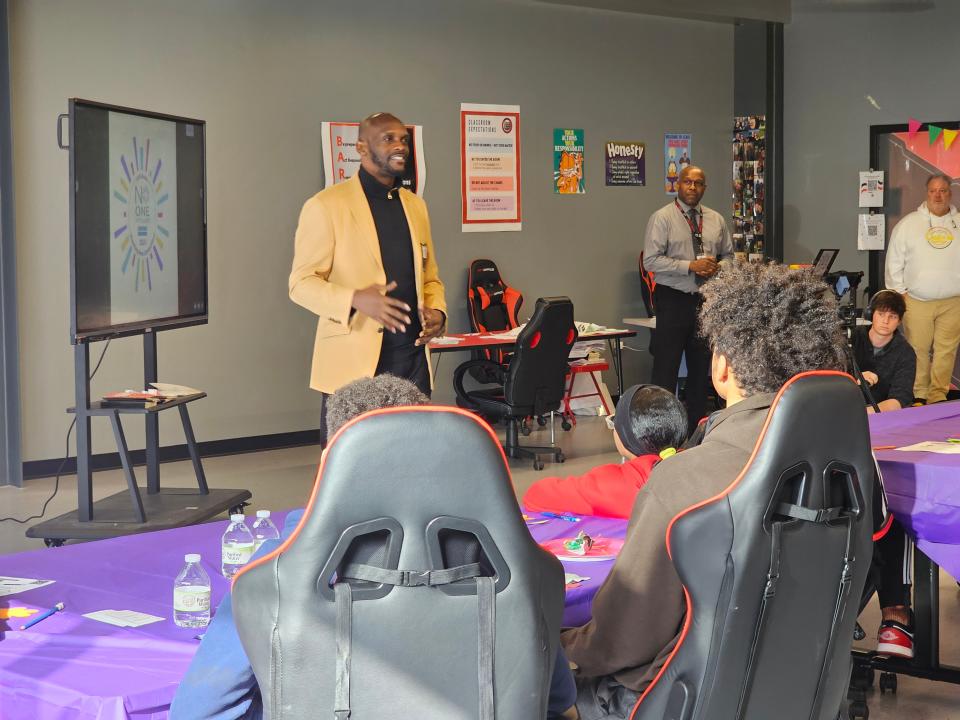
<box><xmin>460</xmin><ymin>103</ymin><xmax>522</xmax><ymax>232</ymax></box>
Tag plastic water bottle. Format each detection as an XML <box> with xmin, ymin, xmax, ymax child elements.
<box><xmin>221</xmin><ymin>514</ymin><xmax>255</xmax><ymax>579</ymax></box>
<box><xmin>173</xmin><ymin>553</ymin><xmax>211</xmax><ymax>628</ymax></box>
<box><xmin>252</xmin><ymin>510</ymin><xmax>280</xmax><ymax>552</ymax></box>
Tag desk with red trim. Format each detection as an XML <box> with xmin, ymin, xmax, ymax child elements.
<box><xmin>0</xmin><ymin>509</ymin><xmax>625</xmax><ymax>720</ymax></box>
<box><xmin>430</xmin><ymin>328</ymin><xmax>636</xmax><ymax>398</ymax></box>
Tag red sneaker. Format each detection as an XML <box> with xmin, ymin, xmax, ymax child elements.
<box><xmin>877</xmin><ymin>620</ymin><xmax>914</xmax><ymax>659</ymax></box>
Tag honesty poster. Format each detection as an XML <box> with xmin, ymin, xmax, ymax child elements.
<box><xmin>605</xmin><ymin>141</ymin><xmax>645</xmax><ymax>186</ymax></box>
<box><xmin>553</xmin><ymin>128</ymin><xmax>585</xmax><ymax>194</ymax></box>
<box><xmin>321</xmin><ymin>121</ymin><xmax>426</xmax><ymax>196</ymax></box>
<box><xmin>460</xmin><ymin>103</ymin><xmax>521</xmax><ymax>232</ymax></box>
<box><xmin>664</xmin><ymin>133</ymin><xmax>692</xmax><ymax>195</ymax></box>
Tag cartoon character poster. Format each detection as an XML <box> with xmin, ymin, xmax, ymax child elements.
<box><xmin>553</xmin><ymin>128</ymin><xmax>585</xmax><ymax>194</ymax></box>
<box><xmin>664</xmin><ymin>133</ymin><xmax>692</xmax><ymax>195</ymax></box>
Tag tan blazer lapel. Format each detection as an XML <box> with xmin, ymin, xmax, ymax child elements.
<box><xmin>399</xmin><ymin>190</ymin><xmax>424</xmax><ymax>302</ymax></box>
<box><xmin>343</xmin><ymin>174</ymin><xmax>383</xmax><ymax>270</ymax></box>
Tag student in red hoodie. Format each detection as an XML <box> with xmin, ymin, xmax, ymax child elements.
<box><xmin>523</xmin><ymin>384</ymin><xmax>688</xmax><ymax>519</ymax></box>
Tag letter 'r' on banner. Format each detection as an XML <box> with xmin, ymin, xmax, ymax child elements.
<box><xmin>907</xmin><ymin>118</ymin><xmax>922</xmax><ymax>137</ymax></box>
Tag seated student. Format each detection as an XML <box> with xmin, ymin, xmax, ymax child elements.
<box><xmin>171</xmin><ymin>375</ymin><xmax>430</xmax><ymax>720</ymax></box>
<box><xmin>849</xmin><ymin>289</ymin><xmax>917</xmax><ymax>657</ymax></box>
<box><xmin>561</xmin><ymin>263</ymin><xmax>850</xmax><ymax>718</ymax></box>
<box><xmin>171</xmin><ymin>374</ymin><xmax>577</xmax><ymax>719</ymax></box>
<box><xmin>851</xmin><ymin>289</ymin><xmax>916</xmax><ymax>413</ymax></box>
<box><xmin>522</xmin><ymin>385</ymin><xmax>687</xmax><ymax>519</ymax></box>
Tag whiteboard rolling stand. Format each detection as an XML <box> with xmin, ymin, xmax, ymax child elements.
<box><xmin>27</xmin><ymin>331</ymin><xmax>251</xmax><ymax>547</ymax></box>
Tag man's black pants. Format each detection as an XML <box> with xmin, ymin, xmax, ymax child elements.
<box><xmin>319</xmin><ymin>344</ymin><xmax>430</xmax><ymax>447</ymax></box>
<box><xmin>651</xmin><ymin>284</ymin><xmax>709</xmax><ymax>433</ymax></box>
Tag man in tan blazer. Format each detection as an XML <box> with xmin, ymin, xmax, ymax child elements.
<box><xmin>290</xmin><ymin>113</ymin><xmax>446</xmax><ymax>439</ymax></box>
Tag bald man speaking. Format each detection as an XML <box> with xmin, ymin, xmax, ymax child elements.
<box><xmin>290</xmin><ymin>113</ymin><xmax>446</xmax><ymax>442</ymax></box>
<box><xmin>643</xmin><ymin>166</ymin><xmax>732</xmax><ymax>431</ymax></box>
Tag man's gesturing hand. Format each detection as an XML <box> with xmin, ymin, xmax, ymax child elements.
<box><xmin>416</xmin><ymin>307</ymin><xmax>446</xmax><ymax>346</ymax></box>
<box><xmin>351</xmin><ymin>281</ymin><xmax>411</xmax><ymax>333</ymax></box>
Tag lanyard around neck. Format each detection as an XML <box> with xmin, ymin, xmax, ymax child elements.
<box><xmin>676</xmin><ymin>199</ymin><xmax>704</xmax><ymax>254</ymax></box>
<box><xmin>675</xmin><ymin>199</ymin><xmax>703</xmax><ymax>233</ymax></box>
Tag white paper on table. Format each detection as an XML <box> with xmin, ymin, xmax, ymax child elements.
<box><xmin>894</xmin><ymin>441</ymin><xmax>960</xmax><ymax>454</ymax></box>
<box><xmin>0</xmin><ymin>577</ymin><xmax>55</xmax><ymax>597</ymax></box>
<box><xmin>84</xmin><ymin>609</ymin><xmax>165</xmax><ymax>627</ymax></box>
<box><xmin>430</xmin><ymin>336</ymin><xmax>462</xmax><ymax>345</ymax></box>
<box><xmin>859</xmin><ymin>170</ymin><xmax>884</xmax><ymax>208</ymax></box>
<box><xmin>857</xmin><ymin>214</ymin><xmax>885</xmax><ymax>251</ymax></box>
<box><xmin>564</xmin><ymin>573</ymin><xmax>591</xmax><ymax>585</ymax></box>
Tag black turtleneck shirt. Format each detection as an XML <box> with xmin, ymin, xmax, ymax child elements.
<box><xmin>358</xmin><ymin>166</ymin><xmax>421</xmax><ymax>348</ymax></box>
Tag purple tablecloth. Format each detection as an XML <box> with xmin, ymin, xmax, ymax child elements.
<box><xmin>869</xmin><ymin>401</ymin><xmax>960</xmax><ymax>581</ymax></box>
<box><xmin>0</xmin><ymin>509</ymin><xmax>624</xmax><ymax>720</ymax></box>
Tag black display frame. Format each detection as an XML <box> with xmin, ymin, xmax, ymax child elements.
<box><xmin>68</xmin><ymin>98</ymin><xmax>208</xmax><ymax>344</ymax></box>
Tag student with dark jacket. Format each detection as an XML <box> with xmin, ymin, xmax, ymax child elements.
<box><xmin>561</xmin><ymin>264</ymin><xmax>851</xmax><ymax>718</ymax></box>
<box><xmin>523</xmin><ymin>385</ymin><xmax>688</xmax><ymax>519</ymax></box>
<box><xmin>851</xmin><ymin>289</ymin><xmax>917</xmax><ymax>412</ymax></box>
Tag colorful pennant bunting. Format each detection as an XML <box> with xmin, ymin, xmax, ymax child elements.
<box><xmin>943</xmin><ymin>129</ymin><xmax>958</xmax><ymax>151</ymax></box>
<box><xmin>908</xmin><ymin>118</ymin><xmax>922</xmax><ymax>137</ymax></box>
<box><xmin>929</xmin><ymin>125</ymin><xmax>943</xmax><ymax>146</ymax></box>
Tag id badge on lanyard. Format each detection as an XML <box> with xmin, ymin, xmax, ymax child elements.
<box><xmin>676</xmin><ymin>200</ymin><xmax>705</xmax><ymax>256</ymax></box>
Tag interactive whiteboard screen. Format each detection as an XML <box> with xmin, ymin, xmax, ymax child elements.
<box><xmin>70</xmin><ymin>99</ymin><xmax>207</xmax><ymax>342</ymax></box>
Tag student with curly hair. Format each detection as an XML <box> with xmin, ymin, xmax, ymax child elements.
<box><xmin>562</xmin><ymin>263</ymin><xmax>848</xmax><ymax>718</ymax></box>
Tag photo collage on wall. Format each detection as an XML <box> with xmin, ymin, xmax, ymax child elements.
<box><xmin>732</xmin><ymin>116</ymin><xmax>766</xmax><ymax>262</ymax></box>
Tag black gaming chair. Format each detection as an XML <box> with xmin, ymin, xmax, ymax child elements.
<box><xmin>630</xmin><ymin>371</ymin><xmax>875</xmax><ymax>720</ymax></box>
<box><xmin>231</xmin><ymin>406</ymin><xmax>566</xmax><ymax>720</ymax></box>
<box><xmin>454</xmin><ymin>297</ymin><xmax>578</xmax><ymax>470</ymax></box>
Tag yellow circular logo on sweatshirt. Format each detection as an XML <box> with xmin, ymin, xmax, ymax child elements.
<box><xmin>925</xmin><ymin>226</ymin><xmax>954</xmax><ymax>249</ymax></box>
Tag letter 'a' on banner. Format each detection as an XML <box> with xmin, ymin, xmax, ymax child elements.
<box><xmin>460</xmin><ymin>103</ymin><xmax>522</xmax><ymax>232</ymax></box>
<box><xmin>320</xmin><ymin>121</ymin><xmax>426</xmax><ymax>196</ymax></box>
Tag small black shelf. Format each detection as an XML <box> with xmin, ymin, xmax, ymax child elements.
<box><xmin>67</xmin><ymin>392</ymin><xmax>206</xmax><ymax>415</ymax></box>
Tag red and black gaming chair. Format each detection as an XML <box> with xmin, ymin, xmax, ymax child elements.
<box><xmin>638</xmin><ymin>251</ymin><xmax>657</xmax><ymax>320</ymax></box>
<box><xmin>639</xmin><ymin>252</ymin><xmax>656</xmax><ymax>355</ymax></box>
<box><xmin>231</xmin><ymin>406</ymin><xmax>566</xmax><ymax>720</ymax></box>
<box><xmin>454</xmin><ymin>297</ymin><xmax>578</xmax><ymax>470</ymax></box>
<box><xmin>630</xmin><ymin>372</ymin><xmax>875</xmax><ymax>720</ymax></box>
<box><xmin>467</xmin><ymin>259</ymin><xmax>524</xmax><ymax>384</ymax></box>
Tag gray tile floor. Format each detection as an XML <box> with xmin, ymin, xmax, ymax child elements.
<box><xmin>1</xmin><ymin>416</ymin><xmax>958</xmax><ymax>717</ymax></box>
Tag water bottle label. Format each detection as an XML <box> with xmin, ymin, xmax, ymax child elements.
<box><xmin>174</xmin><ymin>586</ymin><xmax>211</xmax><ymax>612</ymax></box>
<box><xmin>222</xmin><ymin>543</ymin><xmax>254</xmax><ymax>566</ymax></box>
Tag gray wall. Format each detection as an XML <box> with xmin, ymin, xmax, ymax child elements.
<box><xmin>10</xmin><ymin>0</ymin><xmax>732</xmax><ymax>462</ymax></box>
<box><xmin>783</xmin><ymin>1</ymin><xmax>959</xmax><ymax>275</ymax></box>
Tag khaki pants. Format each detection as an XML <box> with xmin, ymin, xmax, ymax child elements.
<box><xmin>902</xmin><ymin>294</ymin><xmax>960</xmax><ymax>403</ymax></box>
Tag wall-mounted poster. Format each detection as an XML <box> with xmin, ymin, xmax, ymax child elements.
<box><xmin>664</xmin><ymin>133</ymin><xmax>692</xmax><ymax>195</ymax></box>
<box><xmin>553</xmin><ymin>128</ymin><xmax>585</xmax><ymax>194</ymax></box>
<box><xmin>460</xmin><ymin>103</ymin><xmax>521</xmax><ymax>232</ymax></box>
<box><xmin>605</xmin><ymin>141</ymin><xmax>645</xmax><ymax>186</ymax></box>
<box><xmin>858</xmin><ymin>170</ymin><xmax>885</xmax><ymax>208</ymax></box>
<box><xmin>321</xmin><ymin>121</ymin><xmax>426</xmax><ymax>196</ymax></box>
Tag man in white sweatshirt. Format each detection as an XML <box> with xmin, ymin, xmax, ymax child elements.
<box><xmin>885</xmin><ymin>173</ymin><xmax>960</xmax><ymax>403</ymax></box>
